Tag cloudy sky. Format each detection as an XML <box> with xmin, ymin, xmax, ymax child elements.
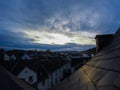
<box><xmin>0</xmin><ymin>0</ymin><xmax>120</xmax><ymax>51</ymax></box>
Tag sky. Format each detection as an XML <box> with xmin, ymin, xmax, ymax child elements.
<box><xmin>0</xmin><ymin>0</ymin><xmax>120</xmax><ymax>51</ymax></box>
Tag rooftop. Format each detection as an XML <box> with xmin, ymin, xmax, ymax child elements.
<box><xmin>50</xmin><ymin>28</ymin><xmax>120</xmax><ymax>90</ymax></box>
<box><xmin>0</xmin><ymin>65</ymin><xmax>36</xmax><ymax>90</ymax></box>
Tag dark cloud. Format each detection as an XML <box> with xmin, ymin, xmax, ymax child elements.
<box><xmin>0</xmin><ymin>0</ymin><xmax>120</xmax><ymax>30</ymax></box>
<box><xmin>0</xmin><ymin>29</ymin><xmax>33</xmax><ymax>47</ymax></box>
<box><xmin>0</xmin><ymin>0</ymin><xmax>120</xmax><ymax>50</ymax></box>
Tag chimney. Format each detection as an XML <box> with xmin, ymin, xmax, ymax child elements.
<box><xmin>95</xmin><ymin>34</ymin><xmax>114</xmax><ymax>53</ymax></box>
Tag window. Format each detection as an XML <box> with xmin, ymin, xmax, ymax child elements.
<box><xmin>21</xmin><ymin>78</ymin><xmax>25</xmax><ymax>81</ymax></box>
<box><xmin>42</xmin><ymin>80</ymin><xmax>45</xmax><ymax>85</ymax></box>
<box><xmin>25</xmin><ymin>70</ymin><xmax>28</xmax><ymax>73</ymax></box>
<box><xmin>29</xmin><ymin>76</ymin><xmax>33</xmax><ymax>83</ymax></box>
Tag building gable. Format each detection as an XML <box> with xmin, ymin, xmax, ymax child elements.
<box><xmin>11</xmin><ymin>55</ymin><xmax>17</xmax><ymax>60</ymax></box>
<box><xmin>4</xmin><ymin>53</ymin><xmax>10</xmax><ymax>61</ymax></box>
<box><xmin>18</xmin><ymin>67</ymin><xmax>37</xmax><ymax>84</ymax></box>
<box><xmin>21</xmin><ymin>54</ymin><xmax>31</xmax><ymax>60</ymax></box>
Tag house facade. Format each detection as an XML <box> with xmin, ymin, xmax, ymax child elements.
<box><xmin>18</xmin><ymin>67</ymin><xmax>37</xmax><ymax>84</ymax></box>
<box><xmin>4</xmin><ymin>53</ymin><xmax>10</xmax><ymax>61</ymax></box>
<box><xmin>36</xmin><ymin>62</ymin><xmax>71</xmax><ymax>90</ymax></box>
<box><xmin>11</xmin><ymin>54</ymin><xmax>17</xmax><ymax>60</ymax></box>
<box><xmin>21</xmin><ymin>53</ymin><xmax>31</xmax><ymax>60</ymax></box>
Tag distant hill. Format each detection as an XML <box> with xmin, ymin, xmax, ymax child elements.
<box><xmin>80</xmin><ymin>47</ymin><xmax>96</xmax><ymax>54</ymax></box>
<box><xmin>56</xmin><ymin>47</ymin><xmax>96</xmax><ymax>55</ymax></box>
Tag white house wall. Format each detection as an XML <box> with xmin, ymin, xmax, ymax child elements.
<box><xmin>4</xmin><ymin>53</ymin><xmax>10</xmax><ymax>61</ymax></box>
<box><xmin>18</xmin><ymin>67</ymin><xmax>37</xmax><ymax>84</ymax></box>
<box><xmin>37</xmin><ymin>82</ymin><xmax>46</xmax><ymax>90</ymax></box>
<box><xmin>56</xmin><ymin>70</ymin><xmax>60</xmax><ymax>83</ymax></box>
<box><xmin>59</xmin><ymin>68</ymin><xmax>63</xmax><ymax>79</ymax></box>
<box><xmin>37</xmin><ymin>64</ymin><xmax>70</xmax><ymax>90</ymax></box>
<box><xmin>11</xmin><ymin>55</ymin><xmax>16</xmax><ymax>60</ymax></box>
<box><xmin>67</xmin><ymin>63</ymin><xmax>71</xmax><ymax>69</ymax></box>
<box><xmin>48</xmin><ymin>75</ymin><xmax>52</xmax><ymax>88</ymax></box>
<box><xmin>22</xmin><ymin>54</ymin><xmax>31</xmax><ymax>60</ymax></box>
<box><xmin>51</xmin><ymin>72</ymin><xmax>56</xmax><ymax>86</ymax></box>
<box><xmin>37</xmin><ymin>79</ymin><xmax>50</xmax><ymax>90</ymax></box>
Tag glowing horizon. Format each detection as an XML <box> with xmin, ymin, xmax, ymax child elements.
<box><xmin>23</xmin><ymin>30</ymin><xmax>96</xmax><ymax>45</ymax></box>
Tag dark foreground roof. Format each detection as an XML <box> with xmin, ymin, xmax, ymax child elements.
<box><xmin>50</xmin><ymin>28</ymin><xmax>120</xmax><ymax>90</ymax></box>
<box><xmin>0</xmin><ymin>65</ymin><xmax>36</xmax><ymax>90</ymax></box>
